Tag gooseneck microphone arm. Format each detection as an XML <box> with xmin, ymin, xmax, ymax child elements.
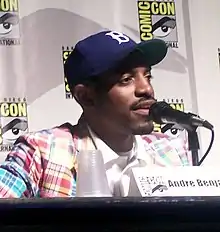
<box><xmin>149</xmin><ymin>101</ymin><xmax>214</xmax><ymax>166</ymax></box>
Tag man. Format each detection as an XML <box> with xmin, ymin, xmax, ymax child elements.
<box><xmin>0</xmin><ymin>31</ymin><xmax>191</xmax><ymax>198</ymax></box>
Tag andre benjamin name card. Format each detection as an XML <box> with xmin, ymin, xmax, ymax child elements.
<box><xmin>128</xmin><ymin>166</ymin><xmax>220</xmax><ymax>197</ymax></box>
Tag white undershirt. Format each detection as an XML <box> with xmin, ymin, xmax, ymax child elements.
<box><xmin>115</xmin><ymin>144</ymin><xmax>136</xmax><ymax>172</ymax></box>
<box><xmin>86</xmin><ymin>125</ymin><xmax>139</xmax><ymax>196</ymax></box>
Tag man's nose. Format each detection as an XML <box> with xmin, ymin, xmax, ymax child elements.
<box><xmin>134</xmin><ymin>76</ymin><xmax>154</xmax><ymax>98</ymax></box>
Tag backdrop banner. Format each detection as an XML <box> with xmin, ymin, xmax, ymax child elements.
<box><xmin>0</xmin><ymin>0</ymin><xmax>195</xmax><ymax>163</ymax></box>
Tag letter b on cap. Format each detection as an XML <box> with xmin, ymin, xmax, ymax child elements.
<box><xmin>105</xmin><ymin>31</ymin><xmax>130</xmax><ymax>44</ymax></box>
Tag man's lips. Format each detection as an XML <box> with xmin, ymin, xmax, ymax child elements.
<box><xmin>131</xmin><ymin>100</ymin><xmax>156</xmax><ymax>116</ymax></box>
<box><xmin>131</xmin><ymin>100</ymin><xmax>155</xmax><ymax>110</ymax></box>
<box><xmin>133</xmin><ymin>108</ymin><xmax>150</xmax><ymax>116</ymax></box>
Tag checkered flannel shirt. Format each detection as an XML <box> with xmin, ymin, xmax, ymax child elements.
<box><xmin>0</xmin><ymin>123</ymin><xmax>191</xmax><ymax>198</ymax></box>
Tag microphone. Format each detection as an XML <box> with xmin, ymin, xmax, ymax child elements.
<box><xmin>149</xmin><ymin>101</ymin><xmax>213</xmax><ymax>130</ymax></box>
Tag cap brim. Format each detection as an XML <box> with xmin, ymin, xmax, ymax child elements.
<box><xmin>132</xmin><ymin>39</ymin><xmax>168</xmax><ymax>67</ymax></box>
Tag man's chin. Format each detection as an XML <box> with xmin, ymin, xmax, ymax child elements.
<box><xmin>131</xmin><ymin>121</ymin><xmax>154</xmax><ymax>135</ymax></box>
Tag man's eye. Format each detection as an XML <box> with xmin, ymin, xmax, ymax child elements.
<box><xmin>120</xmin><ymin>77</ymin><xmax>133</xmax><ymax>84</ymax></box>
<box><xmin>145</xmin><ymin>74</ymin><xmax>153</xmax><ymax>80</ymax></box>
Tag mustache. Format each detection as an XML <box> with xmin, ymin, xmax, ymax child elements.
<box><xmin>130</xmin><ymin>97</ymin><xmax>157</xmax><ymax>110</ymax></box>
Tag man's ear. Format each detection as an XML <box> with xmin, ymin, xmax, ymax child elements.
<box><xmin>73</xmin><ymin>84</ymin><xmax>96</xmax><ymax>107</ymax></box>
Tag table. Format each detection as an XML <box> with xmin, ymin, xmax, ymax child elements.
<box><xmin>0</xmin><ymin>196</ymin><xmax>220</xmax><ymax>231</ymax></box>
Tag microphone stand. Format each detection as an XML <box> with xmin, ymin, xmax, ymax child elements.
<box><xmin>187</xmin><ymin>125</ymin><xmax>200</xmax><ymax>166</ymax></box>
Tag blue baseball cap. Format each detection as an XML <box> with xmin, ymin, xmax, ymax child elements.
<box><xmin>64</xmin><ymin>30</ymin><xmax>168</xmax><ymax>88</ymax></box>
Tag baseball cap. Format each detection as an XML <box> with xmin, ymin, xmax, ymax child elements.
<box><xmin>64</xmin><ymin>30</ymin><xmax>168</xmax><ymax>88</ymax></box>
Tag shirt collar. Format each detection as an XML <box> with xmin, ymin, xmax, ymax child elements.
<box><xmin>86</xmin><ymin>124</ymin><xmax>147</xmax><ymax>162</ymax></box>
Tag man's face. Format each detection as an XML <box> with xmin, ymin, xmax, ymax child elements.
<box><xmin>93</xmin><ymin>65</ymin><xmax>156</xmax><ymax>135</ymax></box>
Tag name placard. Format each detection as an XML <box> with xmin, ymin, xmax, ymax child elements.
<box><xmin>128</xmin><ymin>166</ymin><xmax>220</xmax><ymax>197</ymax></box>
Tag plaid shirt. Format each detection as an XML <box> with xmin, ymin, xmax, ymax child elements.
<box><xmin>0</xmin><ymin>121</ymin><xmax>191</xmax><ymax>198</ymax></box>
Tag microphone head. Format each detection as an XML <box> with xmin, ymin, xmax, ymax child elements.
<box><xmin>149</xmin><ymin>101</ymin><xmax>173</xmax><ymax>124</ymax></box>
<box><xmin>149</xmin><ymin>101</ymin><xmax>214</xmax><ymax>130</ymax></box>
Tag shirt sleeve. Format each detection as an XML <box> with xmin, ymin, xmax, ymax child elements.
<box><xmin>169</xmin><ymin>135</ymin><xmax>192</xmax><ymax>166</ymax></box>
<box><xmin>0</xmin><ymin>134</ymin><xmax>43</xmax><ymax>198</ymax></box>
<box><xmin>145</xmin><ymin>132</ymin><xmax>192</xmax><ymax>166</ymax></box>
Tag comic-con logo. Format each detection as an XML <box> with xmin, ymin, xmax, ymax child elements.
<box><xmin>0</xmin><ymin>98</ymin><xmax>28</xmax><ymax>152</ymax></box>
<box><xmin>0</xmin><ymin>0</ymin><xmax>20</xmax><ymax>46</ymax></box>
<box><xmin>137</xmin><ymin>0</ymin><xmax>178</xmax><ymax>48</ymax></box>
<box><xmin>153</xmin><ymin>99</ymin><xmax>185</xmax><ymax>139</ymax></box>
<box><xmin>139</xmin><ymin>175</ymin><xmax>168</xmax><ymax>196</ymax></box>
<box><xmin>62</xmin><ymin>46</ymin><xmax>73</xmax><ymax>99</ymax></box>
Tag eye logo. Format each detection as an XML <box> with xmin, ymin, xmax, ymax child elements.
<box><xmin>2</xmin><ymin>118</ymin><xmax>28</xmax><ymax>144</ymax></box>
<box><xmin>152</xmin><ymin>16</ymin><xmax>176</xmax><ymax>39</ymax></box>
<box><xmin>152</xmin><ymin>184</ymin><xmax>168</xmax><ymax>194</ymax></box>
<box><xmin>0</xmin><ymin>12</ymin><xmax>19</xmax><ymax>35</ymax></box>
<box><xmin>138</xmin><ymin>0</ymin><xmax>178</xmax><ymax>48</ymax></box>
<box><xmin>0</xmin><ymin>98</ymin><xmax>28</xmax><ymax>152</ymax></box>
